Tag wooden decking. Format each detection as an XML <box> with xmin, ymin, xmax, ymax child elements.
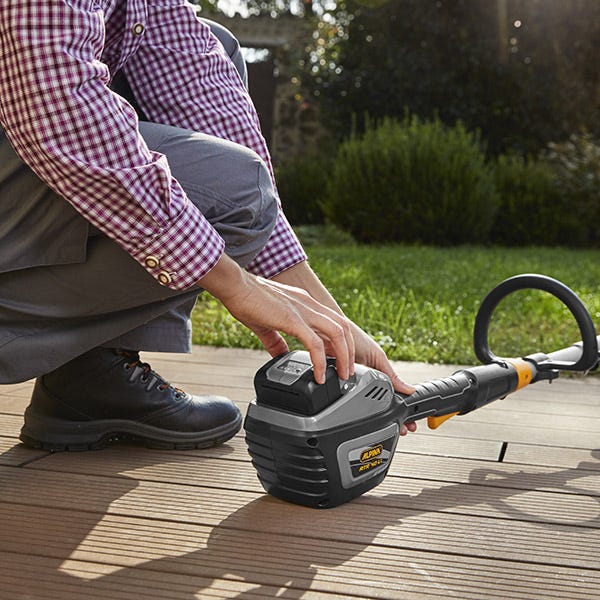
<box><xmin>1</xmin><ymin>345</ymin><xmax>599</xmax><ymax>599</ymax></box>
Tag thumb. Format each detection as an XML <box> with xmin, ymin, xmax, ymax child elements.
<box><xmin>389</xmin><ymin>372</ymin><xmax>416</xmax><ymax>396</ymax></box>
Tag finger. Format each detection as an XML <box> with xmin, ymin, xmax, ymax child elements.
<box><xmin>287</xmin><ymin>312</ymin><xmax>345</xmax><ymax>384</ymax></box>
<box><xmin>314</xmin><ymin>319</ymin><xmax>352</xmax><ymax>380</ymax></box>
<box><xmin>281</xmin><ymin>299</ymin><xmax>352</xmax><ymax>381</ymax></box>
<box><xmin>344</xmin><ymin>319</ymin><xmax>356</xmax><ymax>376</ymax></box>
<box><xmin>284</xmin><ymin>293</ymin><xmax>354</xmax><ymax>378</ymax></box>
<box><xmin>255</xmin><ymin>328</ymin><xmax>289</xmax><ymax>358</ymax></box>
<box><xmin>390</xmin><ymin>373</ymin><xmax>416</xmax><ymax>396</ymax></box>
<box><xmin>301</xmin><ymin>332</ymin><xmax>327</xmax><ymax>384</ymax></box>
<box><xmin>361</xmin><ymin>344</ymin><xmax>415</xmax><ymax>395</ymax></box>
<box><xmin>400</xmin><ymin>422</ymin><xmax>418</xmax><ymax>436</ymax></box>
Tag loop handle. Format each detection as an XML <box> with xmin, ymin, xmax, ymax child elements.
<box><xmin>473</xmin><ymin>274</ymin><xmax>598</xmax><ymax>372</ymax></box>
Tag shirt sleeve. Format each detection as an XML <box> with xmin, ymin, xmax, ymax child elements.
<box><xmin>123</xmin><ymin>1</ymin><xmax>307</xmax><ymax>278</ymax></box>
<box><xmin>0</xmin><ymin>1</ymin><xmax>225</xmax><ymax>291</ymax></box>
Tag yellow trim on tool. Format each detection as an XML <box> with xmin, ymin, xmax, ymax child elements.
<box><xmin>427</xmin><ymin>412</ymin><xmax>459</xmax><ymax>429</ymax></box>
<box><xmin>507</xmin><ymin>358</ymin><xmax>534</xmax><ymax>390</ymax></box>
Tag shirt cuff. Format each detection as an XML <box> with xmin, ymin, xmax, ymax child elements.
<box><xmin>130</xmin><ymin>200</ymin><xmax>225</xmax><ymax>291</ymax></box>
<box><xmin>245</xmin><ymin>212</ymin><xmax>307</xmax><ymax>279</ymax></box>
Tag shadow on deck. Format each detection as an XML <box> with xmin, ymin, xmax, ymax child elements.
<box><xmin>1</xmin><ymin>346</ymin><xmax>599</xmax><ymax>599</ymax></box>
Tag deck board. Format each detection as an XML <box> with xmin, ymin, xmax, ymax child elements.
<box><xmin>1</xmin><ymin>345</ymin><xmax>599</xmax><ymax>599</ymax></box>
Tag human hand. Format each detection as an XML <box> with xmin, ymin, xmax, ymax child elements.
<box><xmin>198</xmin><ymin>254</ymin><xmax>355</xmax><ymax>384</ymax></box>
<box><xmin>200</xmin><ymin>256</ymin><xmax>417</xmax><ymax>435</ymax></box>
<box><xmin>271</xmin><ymin>261</ymin><xmax>418</xmax><ymax>435</ymax></box>
<box><xmin>347</xmin><ymin>322</ymin><xmax>418</xmax><ymax>436</ymax></box>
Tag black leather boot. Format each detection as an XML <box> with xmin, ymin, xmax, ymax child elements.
<box><xmin>20</xmin><ymin>348</ymin><xmax>242</xmax><ymax>451</ymax></box>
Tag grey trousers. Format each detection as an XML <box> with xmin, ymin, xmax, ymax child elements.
<box><xmin>0</xmin><ymin>22</ymin><xmax>277</xmax><ymax>384</ymax></box>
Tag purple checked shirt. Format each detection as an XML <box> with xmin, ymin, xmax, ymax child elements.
<box><xmin>0</xmin><ymin>0</ymin><xmax>306</xmax><ymax>290</ymax></box>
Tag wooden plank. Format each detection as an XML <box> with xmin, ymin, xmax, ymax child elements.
<box><xmin>502</xmin><ymin>377</ymin><xmax>600</xmax><ymax>406</ymax></box>
<box><xmin>23</xmin><ymin>447</ymin><xmax>600</xmax><ymax>524</ymax></box>
<box><xmin>0</xmin><ymin>382</ymin><xmax>33</xmax><ymax>415</ymax></box>
<box><xmin>410</xmin><ymin>417</ymin><xmax>600</xmax><ymax>448</ymax></box>
<box><xmin>1</xmin><ymin>466</ymin><xmax>599</xmax><ymax>569</ymax></box>
<box><xmin>0</xmin><ymin>506</ymin><xmax>598</xmax><ymax>600</ymax></box>
<box><xmin>504</xmin><ymin>444</ymin><xmax>600</xmax><ymax>470</ymax></box>
<box><xmin>145</xmin><ymin>346</ymin><xmax>270</xmax><ymax>369</ymax></box>
<box><xmin>385</xmin><ymin>434</ymin><xmax>502</xmax><ymax>460</ymax></box>
<box><xmin>0</xmin><ymin>381</ymin><xmax>33</xmax><ymax>399</ymax></box>
<box><xmin>10</xmin><ymin>399</ymin><xmax>593</xmax><ymax>448</ymax></box>
<box><xmin>0</xmin><ymin>437</ymin><xmax>47</xmax><ymax>466</ymax></box>
<box><xmin>1</xmin><ymin>411</ymin><xmax>502</xmax><ymax>463</ymax></box>
<box><xmin>450</xmin><ymin>400</ymin><xmax>600</xmax><ymax>431</ymax></box>
<box><xmin>0</xmin><ymin>552</ymin><xmax>353</xmax><ymax>600</ymax></box>
<box><xmin>483</xmin><ymin>400</ymin><xmax>600</xmax><ymax>419</ymax></box>
<box><xmin>0</xmin><ymin>414</ymin><xmax>23</xmax><ymax>438</ymax></box>
<box><xmin>0</xmin><ymin>409</ymin><xmax>504</xmax><ymax>464</ymax></box>
<box><xmin>25</xmin><ymin>441</ymin><xmax>600</xmax><ymax>496</ymax></box>
<box><xmin>2</xmin><ymin>346</ymin><xmax>597</xmax><ymax>415</ymax></box>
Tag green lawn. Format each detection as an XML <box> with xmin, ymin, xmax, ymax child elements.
<box><xmin>191</xmin><ymin>245</ymin><xmax>600</xmax><ymax>366</ymax></box>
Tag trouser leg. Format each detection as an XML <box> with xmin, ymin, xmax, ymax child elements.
<box><xmin>0</xmin><ymin>124</ymin><xmax>277</xmax><ymax>382</ymax></box>
<box><xmin>101</xmin><ymin>20</ymin><xmax>254</xmax><ymax>353</ymax></box>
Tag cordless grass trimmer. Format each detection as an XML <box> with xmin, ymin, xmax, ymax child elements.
<box><xmin>244</xmin><ymin>274</ymin><xmax>599</xmax><ymax>508</ymax></box>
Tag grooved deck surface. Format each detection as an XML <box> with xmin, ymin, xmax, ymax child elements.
<box><xmin>1</xmin><ymin>345</ymin><xmax>599</xmax><ymax>599</ymax></box>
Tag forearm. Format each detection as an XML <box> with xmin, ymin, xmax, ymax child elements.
<box><xmin>196</xmin><ymin>253</ymin><xmax>249</xmax><ymax>303</ymax></box>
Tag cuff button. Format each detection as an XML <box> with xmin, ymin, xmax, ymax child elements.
<box><xmin>144</xmin><ymin>255</ymin><xmax>160</xmax><ymax>269</ymax></box>
<box><xmin>157</xmin><ymin>271</ymin><xmax>172</xmax><ymax>286</ymax></box>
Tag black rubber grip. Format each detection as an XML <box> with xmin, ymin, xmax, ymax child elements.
<box><xmin>401</xmin><ymin>371</ymin><xmax>474</xmax><ymax>422</ymax></box>
<box><xmin>399</xmin><ymin>362</ymin><xmax>520</xmax><ymax>423</ymax></box>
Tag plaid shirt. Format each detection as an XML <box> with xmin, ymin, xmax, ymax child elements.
<box><xmin>0</xmin><ymin>0</ymin><xmax>306</xmax><ymax>290</ymax></box>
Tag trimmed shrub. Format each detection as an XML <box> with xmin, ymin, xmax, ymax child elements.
<box><xmin>275</xmin><ymin>152</ymin><xmax>332</xmax><ymax>225</ymax></box>
<box><xmin>490</xmin><ymin>154</ymin><xmax>573</xmax><ymax>246</ymax></box>
<box><xmin>321</xmin><ymin>115</ymin><xmax>498</xmax><ymax>244</ymax></box>
<box><xmin>541</xmin><ymin>133</ymin><xmax>600</xmax><ymax>246</ymax></box>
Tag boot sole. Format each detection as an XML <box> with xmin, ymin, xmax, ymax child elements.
<box><xmin>19</xmin><ymin>407</ymin><xmax>242</xmax><ymax>452</ymax></box>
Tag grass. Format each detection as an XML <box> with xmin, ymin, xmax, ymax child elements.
<box><xmin>191</xmin><ymin>245</ymin><xmax>600</xmax><ymax>366</ymax></box>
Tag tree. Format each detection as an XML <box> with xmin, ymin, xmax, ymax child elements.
<box><xmin>307</xmin><ymin>0</ymin><xmax>600</xmax><ymax>155</ymax></box>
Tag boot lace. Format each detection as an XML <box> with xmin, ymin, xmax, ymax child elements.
<box><xmin>117</xmin><ymin>349</ymin><xmax>184</xmax><ymax>397</ymax></box>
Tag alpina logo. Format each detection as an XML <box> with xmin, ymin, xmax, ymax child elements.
<box><xmin>360</xmin><ymin>444</ymin><xmax>383</xmax><ymax>463</ymax></box>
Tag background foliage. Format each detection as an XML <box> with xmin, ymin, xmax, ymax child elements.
<box><xmin>306</xmin><ymin>0</ymin><xmax>600</xmax><ymax>156</ymax></box>
<box><xmin>194</xmin><ymin>0</ymin><xmax>599</xmax><ymax>158</ymax></box>
<box><xmin>280</xmin><ymin>117</ymin><xmax>600</xmax><ymax>247</ymax></box>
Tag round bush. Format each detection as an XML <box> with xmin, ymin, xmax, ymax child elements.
<box><xmin>490</xmin><ymin>154</ymin><xmax>578</xmax><ymax>246</ymax></box>
<box><xmin>321</xmin><ymin>115</ymin><xmax>498</xmax><ymax>244</ymax></box>
<box><xmin>275</xmin><ymin>152</ymin><xmax>331</xmax><ymax>225</ymax></box>
<box><xmin>541</xmin><ymin>133</ymin><xmax>600</xmax><ymax>247</ymax></box>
